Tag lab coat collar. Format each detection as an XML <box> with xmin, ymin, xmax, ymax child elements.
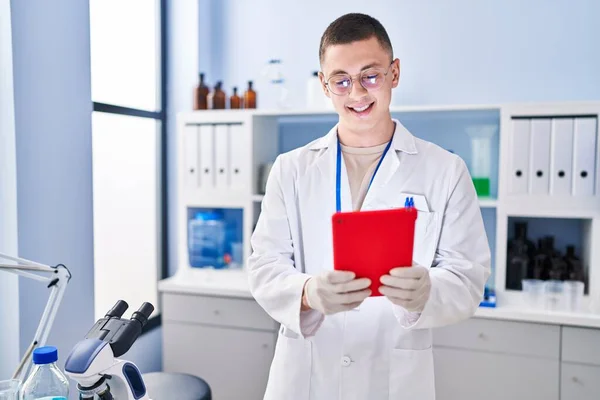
<box><xmin>308</xmin><ymin>118</ymin><xmax>418</xmax><ymax>154</ymax></box>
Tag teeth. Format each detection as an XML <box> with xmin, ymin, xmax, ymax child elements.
<box><xmin>352</xmin><ymin>104</ymin><xmax>370</xmax><ymax>112</ymax></box>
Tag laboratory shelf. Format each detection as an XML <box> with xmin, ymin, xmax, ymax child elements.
<box><xmin>478</xmin><ymin>198</ymin><xmax>498</xmax><ymax>208</ymax></box>
<box><xmin>475</xmin><ymin>306</ymin><xmax>600</xmax><ymax>329</ymax></box>
<box><xmin>176</xmin><ymin>100</ymin><xmax>600</xmax><ymax>318</ymax></box>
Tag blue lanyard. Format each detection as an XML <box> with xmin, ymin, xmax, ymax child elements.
<box><xmin>336</xmin><ymin>137</ymin><xmax>393</xmax><ymax>212</ymax></box>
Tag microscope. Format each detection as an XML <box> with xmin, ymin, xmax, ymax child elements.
<box><xmin>65</xmin><ymin>300</ymin><xmax>154</xmax><ymax>399</ymax></box>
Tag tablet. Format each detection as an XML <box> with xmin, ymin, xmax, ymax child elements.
<box><xmin>331</xmin><ymin>207</ymin><xmax>417</xmax><ymax>296</ymax></box>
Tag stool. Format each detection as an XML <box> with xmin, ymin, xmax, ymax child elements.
<box><xmin>142</xmin><ymin>372</ymin><xmax>211</xmax><ymax>400</ymax></box>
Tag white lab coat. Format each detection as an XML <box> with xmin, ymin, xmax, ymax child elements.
<box><xmin>248</xmin><ymin>119</ymin><xmax>491</xmax><ymax>400</ymax></box>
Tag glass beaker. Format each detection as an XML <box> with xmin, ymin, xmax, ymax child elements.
<box><xmin>563</xmin><ymin>280</ymin><xmax>584</xmax><ymax>312</ymax></box>
<box><xmin>0</xmin><ymin>380</ymin><xmax>21</xmax><ymax>400</ymax></box>
<box><xmin>261</xmin><ymin>59</ymin><xmax>290</xmax><ymax>109</ymax></box>
<box><xmin>466</xmin><ymin>125</ymin><xmax>496</xmax><ymax>198</ymax></box>
<box><xmin>522</xmin><ymin>279</ymin><xmax>545</xmax><ymax>309</ymax></box>
<box><xmin>544</xmin><ymin>280</ymin><xmax>565</xmax><ymax>311</ymax></box>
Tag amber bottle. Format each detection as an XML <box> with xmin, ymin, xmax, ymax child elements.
<box><xmin>193</xmin><ymin>73</ymin><xmax>209</xmax><ymax>110</ymax></box>
<box><xmin>213</xmin><ymin>81</ymin><xmax>226</xmax><ymax>109</ymax></box>
<box><xmin>243</xmin><ymin>80</ymin><xmax>257</xmax><ymax>109</ymax></box>
<box><xmin>230</xmin><ymin>87</ymin><xmax>241</xmax><ymax>109</ymax></box>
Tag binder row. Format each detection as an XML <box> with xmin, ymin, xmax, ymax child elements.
<box><xmin>509</xmin><ymin>117</ymin><xmax>598</xmax><ymax>196</ymax></box>
<box><xmin>184</xmin><ymin>123</ymin><xmax>248</xmax><ymax>190</ymax></box>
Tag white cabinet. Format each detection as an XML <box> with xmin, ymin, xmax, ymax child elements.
<box><xmin>163</xmin><ymin>323</ymin><xmax>275</xmax><ymax>400</ymax></box>
<box><xmin>560</xmin><ymin>326</ymin><xmax>600</xmax><ymax>400</ymax></box>
<box><xmin>433</xmin><ymin>318</ymin><xmax>560</xmax><ymax>400</ymax></box>
<box><xmin>434</xmin><ymin>347</ymin><xmax>559</xmax><ymax>400</ymax></box>
<box><xmin>560</xmin><ymin>363</ymin><xmax>600</xmax><ymax>400</ymax></box>
<box><xmin>161</xmin><ymin>291</ymin><xmax>278</xmax><ymax>400</ymax></box>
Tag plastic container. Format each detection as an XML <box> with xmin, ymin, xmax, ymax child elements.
<box><xmin>231</xmin><ymin>242</ymin><xmax>244</xmax><ymax>268</ymax></box>
<box><xmin>261</xmin><ymin>59</ymin><xmax>289</xmax><ymax>109</ymax></box>
<box><xmin>188</xmin><ymin>211</ymin><xmax>227</xmax><ymax>269</ymax></box>
<box><xmin>0</xmin><ymin>380</ymin><xmax>21</xmax><ymax>400</ymax></box>
<box><xmin>306</xmin><ymin>71</ymin><xmax>332</xmax><ymax>110</ymax></box>
<box><xmin>522</xmin><ymin>279</ymin><xmax>545</xmax><ymax>309</ymax></box>
<box><xmin>544</xmin><ymin>280</ymin><xmax>565</xmax><ymax>311</ymax></box>
<box><xmin>466</xmin><ymin>125</ymin><xmax>496</xmax><ymax>197</ymax></box>
<box><xmin>563</xmin><ymin>280</ymin><xmax>584</xmax><ymax>312</ymax></box>
<box><xmin>21</xmin><ymin>346</ymin><xmax>69</xmax><ymax>400</ymax></box>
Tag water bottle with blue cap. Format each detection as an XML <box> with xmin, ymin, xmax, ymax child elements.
<box><xmin>21</xmin><ymin>346</ymin><xmax>69</xmax><ymax>399</ymax></box>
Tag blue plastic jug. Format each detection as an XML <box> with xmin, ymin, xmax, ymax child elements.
<box><xmin>188</xmin><ymin>211</ymin><xmax>227</xmax><ymax>268</ymax></box>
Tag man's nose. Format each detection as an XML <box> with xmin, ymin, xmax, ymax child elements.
<box><xmin>348</xmin><ymin>78</ymin><xmax>368</xmax><ymax>100</ymax></box>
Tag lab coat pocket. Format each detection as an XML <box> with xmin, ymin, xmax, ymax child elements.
<box><xmin>413</xmin><ymin>210</ymin><xmax>438</xmax><ymax>268</ymax></box>
<box><xmin>263</xmin><ymin>328</ymin><xmax>312</xmax><ymax>400</ymax></box>
<box><xmin>389</xmin><ymin>348</ymin><xmax>435</xmax><ymax>400</ymax></box>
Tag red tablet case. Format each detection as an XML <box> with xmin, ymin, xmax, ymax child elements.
<box><xmin>332</xmin><ymin>207</ymin><xmax>417</xmax><ymax>296</ymax></box>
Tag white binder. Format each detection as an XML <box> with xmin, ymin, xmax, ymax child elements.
<box><xmin>228</xmin><ymin>124</ymin><xmax>248</xmax><ymax>190</ymax></box>
<box><xmin>509</xmin><ymin>119</ymin><xmax>531</xmax><ymax>195</ymax></box>
<box><xmin>529</xmin><ymin>119</ymin><xmax>551</xmax><ymax>195</ymax></box>
<box><xmin>572</xmin><ymin>118</ymin><xmax>598</xmax><ymax>196</ymax></box>
<box><xmin>549</xmin><ymin>118</ymin><xmax>574</xmax><ymax>196</ymax></box>
<box><xmin>199</xmin><ymin>124</ymin><xmax>215</xmax><ymax>189</ymax></box>
<box><xmin>183</xmin><ymin>125</ymin><xmax>199</xmax><ymax>191</ymax></box>
<box><xmin>214</xmin><ymin>124</ymin><xmax>230</xmax><ymax>189</ymax></box>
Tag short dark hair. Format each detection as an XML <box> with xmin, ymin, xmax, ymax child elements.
<box><xmin>319</xmin><ymin>13</ymin><xmax>393</xmax><ymax>64</ymax></box>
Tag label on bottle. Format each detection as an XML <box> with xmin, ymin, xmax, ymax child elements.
<box><xmin>34</xmin><ymin>397</ymin><xmax>67</xmax><ymax>400</ymax></box>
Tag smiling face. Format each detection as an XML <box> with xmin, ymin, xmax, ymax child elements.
<box><xmin>320</xmin><ymin>36</ymin><xmax>400</xmax><ymax>136</ymax></box>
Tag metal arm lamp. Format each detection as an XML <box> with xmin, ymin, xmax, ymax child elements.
<box><xmin>0</xmin><ymin>252</ymin><xmax>71</xmax><ymax>382</ymax></box>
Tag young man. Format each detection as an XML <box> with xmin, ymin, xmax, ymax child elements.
<box><xmin>248</xmin><ymin>13</ymin><xmax>491</xmax><ymax>400</ymax></box>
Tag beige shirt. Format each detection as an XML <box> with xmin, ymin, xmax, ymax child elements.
<box><xmin>341</xmin><ymin>142</ymin><xmax>389</xmax><ymax>210</ymax></box>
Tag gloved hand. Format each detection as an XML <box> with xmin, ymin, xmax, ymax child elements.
<box><xmin>379</xmin><ymin>263</ymin><xmax>431</xmax><ymax>312</ymax></box>
<box><xmin>303</xmin><ymin>271</ymin><xmax>371</xmax><ymax>315</ymax></box>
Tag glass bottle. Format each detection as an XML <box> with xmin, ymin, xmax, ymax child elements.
<box><xmin>193</xmin><ymin>72</ymin><xmax>209</xmax><ymax>110</ymax></box>
<box><xmin>564</xmin><ymin>245</ymin><xmax>584</xmax><ymax>282</ymax></box>
<box><xmin>506</xmin><ymin>243</ymin><xmax>529</xmax><ymax>290</ymax></box>
<box><xmin>213</xmin><ymin>81</ymin><xmax>226</xmax><ymax>109</ymax></box>
<box><xmin>506</xmin><ymin>221</ymin><xmax>536</xmax><ymax>289</ymax></box>
<box><xmin>243</xmin><ymin>80</ymin><xmax>257</xmax><ymax>109</ymax></box>
<box><xmin>533</xmin><ymin>237</ymin><xmax>552</xmax><ymax>280</ymax></box>
<box><xmin>230</xmin><ymin>87</ymin><xmax>241</xmax><ymax>109</ymax></box>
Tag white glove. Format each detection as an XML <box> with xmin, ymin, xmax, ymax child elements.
<box><xmin>379</xmin><ymin>263</ymin><xmax>431</xmax><ymax>312</ymax></box>
<box><xmin>304</xmin><ymin>270</ymin><xmax>371</xmax><ymax>315</ymax></box>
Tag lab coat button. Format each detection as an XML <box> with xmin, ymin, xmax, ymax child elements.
<box><xmin>341</xmin><ymin>356</ymin><xmax>352</xmax><ymax>367</ymax></box>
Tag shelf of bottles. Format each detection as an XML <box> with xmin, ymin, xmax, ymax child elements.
<box><xmin>505</xmin><ymin>216</ymin><xmax>590</xmax><ymax>311</ymax></box>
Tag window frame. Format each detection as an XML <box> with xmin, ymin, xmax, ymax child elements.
<box><xmin>91</xmin><ymin>0</ymin><xmax>168</xmax><ymax>335</ymax></box>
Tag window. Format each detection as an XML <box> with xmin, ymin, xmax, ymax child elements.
<box><xmin>89</xmin><ymin>0</ymin><xmax>167</xmax><ymax>331</ymax></box>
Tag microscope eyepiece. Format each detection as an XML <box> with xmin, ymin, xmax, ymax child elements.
<box><xmin>131</xmin><ymin>302</ymin><xmax>154</xmax><ymax>328</ymax></box>
<box><xmin>105</xmin><ymin>300</ymin><xmax>128</xmax><ymax>319</ymax></box>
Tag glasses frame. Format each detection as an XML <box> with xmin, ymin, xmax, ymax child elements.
<box><xmin>324</xmin><ymin>60</ymin><xmax>395</xmax><ymax>96</ymax></box>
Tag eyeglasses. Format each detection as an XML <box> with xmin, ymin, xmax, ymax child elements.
<box><xmin>324</xmin><ymin>61</ymin><xmax>394</xmax><ymax>96</ymax></box>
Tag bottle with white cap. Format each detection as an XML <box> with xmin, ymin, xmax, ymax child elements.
<box><xmin>21</xmin><ymin>346</ymin><xmax>69</xmax><ymax>400</ymax></box>
<box><xmin>306</xmin><ymin>71</ymin><xmax>333</xmax><ymax>110</ymax></box>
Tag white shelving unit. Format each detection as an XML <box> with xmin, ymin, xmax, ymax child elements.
<box><xmin>165</xmin><ymin>101</ymin><xmax>600</xmax><ymax>400</ymax></box>
<box><xmin>175</xmin><ymin>101</ymin><xmax>600</xmax><ymax>308</ymax></box>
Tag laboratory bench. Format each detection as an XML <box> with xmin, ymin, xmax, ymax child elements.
<box><xmin>159</xmin><ymin>268</ymin><xmax>600</xmax><ymax>400</ymax></box>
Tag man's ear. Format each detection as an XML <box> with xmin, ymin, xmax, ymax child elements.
<box><xmin>319</xmin><ymin>71</ymin><xmax>331</xmax><ymax>98</ymax></box>
<box><xmin>391</xmin><ymin>58</ymin><xmax>400</xmax><ymax>89</ymax></box>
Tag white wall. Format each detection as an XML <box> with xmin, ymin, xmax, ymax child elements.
<box><xmin>167</xmin><ymin>0</ymin><xmax>198</xmax><ymax>276</ymax></box>
<box><xmin>11</xmin><ymin>1</ymin><xmax>95</xmax><ymax>392</ymax></box>
<box><xmin>199</xmin><ymin>0</ymin><xmax>600</xmax><ymax>109</ymax></box>
<box><xmin>0</xmin><ymin>0</ymin><xmax>20</xmax><ymax>380</ymax></box>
